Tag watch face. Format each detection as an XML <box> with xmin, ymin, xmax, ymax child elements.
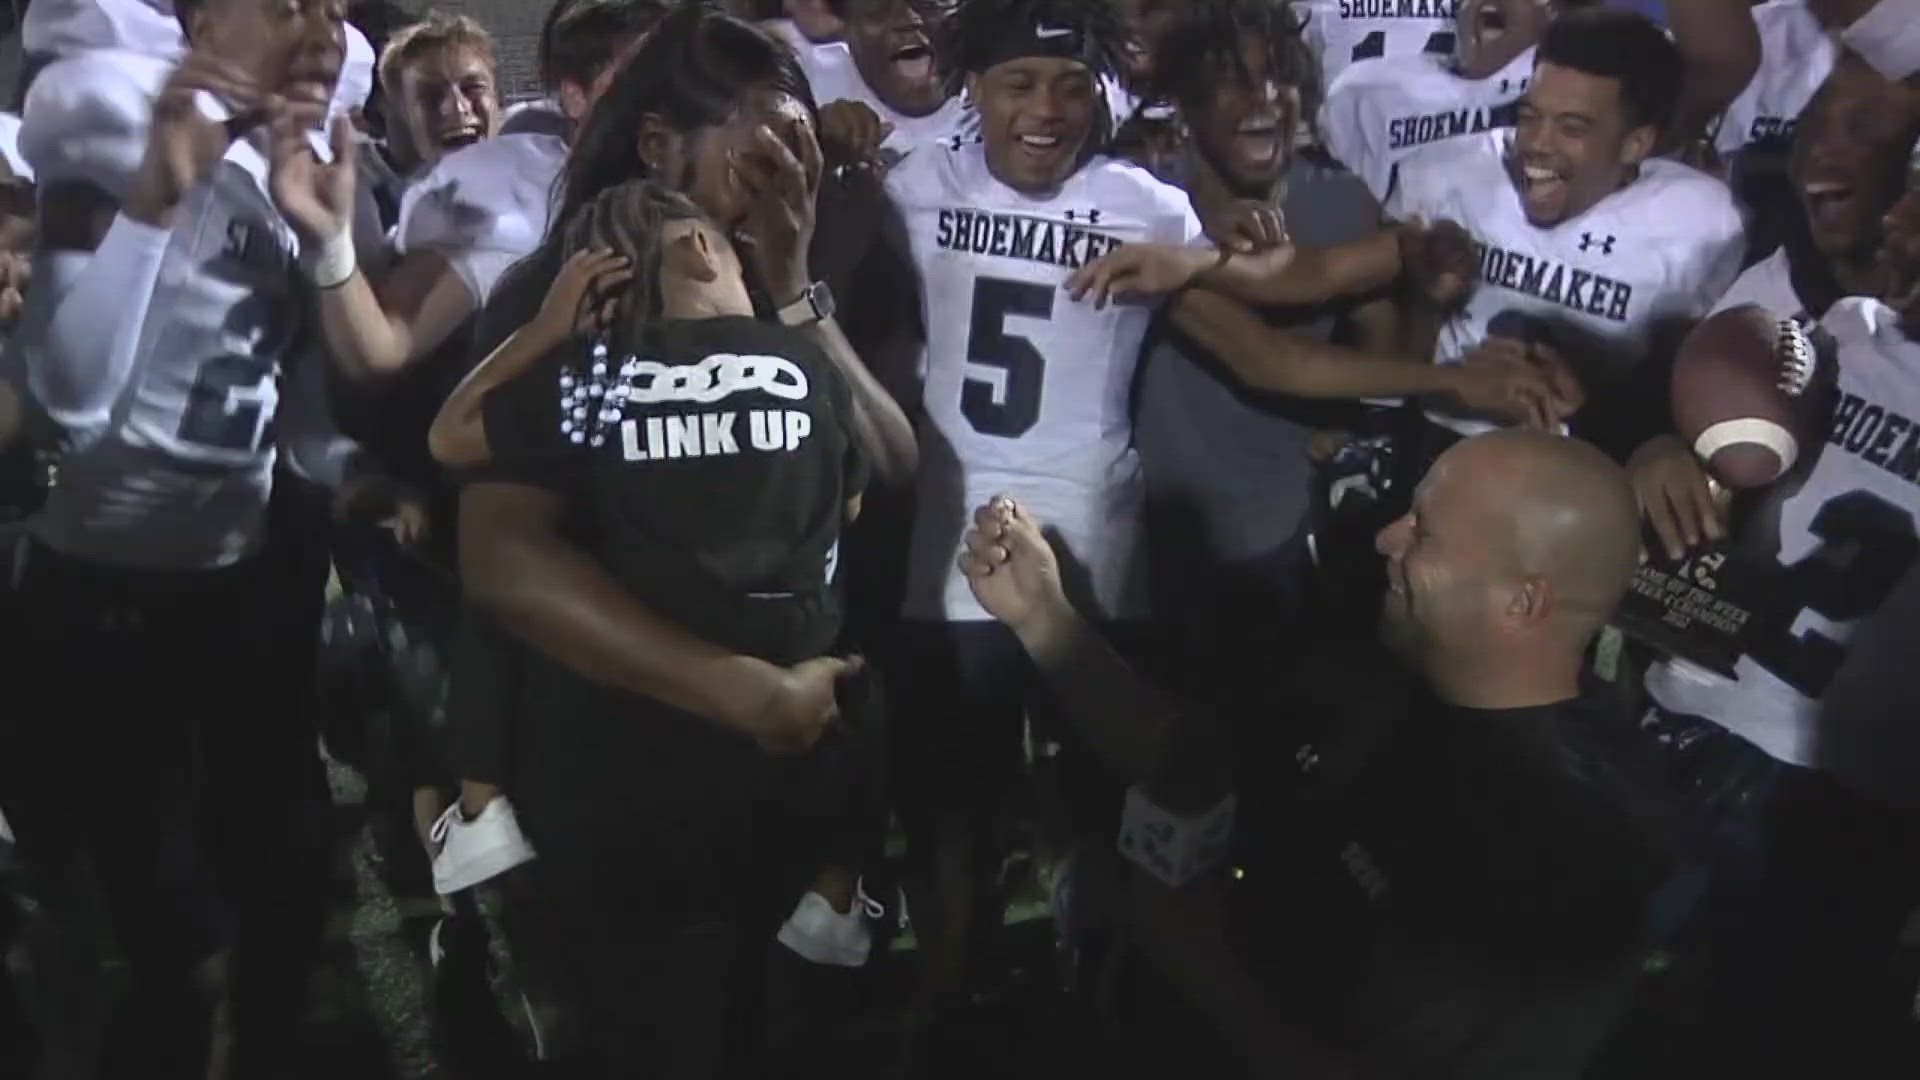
<box><xmin>809</xmin><ymin>281</ymin><xmax>835</xmax><ymax>319</ymax></box>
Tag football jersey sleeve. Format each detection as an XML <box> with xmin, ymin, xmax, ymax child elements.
<box><xmin>1659</xmin><ymin>184</ymin><xmax>1747</xmax><ymax>319</ymax></box>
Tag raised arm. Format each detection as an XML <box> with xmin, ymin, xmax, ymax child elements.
<box><xmin>21</xmin><ymin>52</ymin><xmax>267</xmax><ymax>446</ymax></box>
<box><xmin>1666</xmin><ymin>0</ymin><xmax>1765</xmax><ymax>151</ymax></box>
<box><xmin>428</xmin><ymin>247</ymin><xmax>632</xmax><ymax>468</ymax></box>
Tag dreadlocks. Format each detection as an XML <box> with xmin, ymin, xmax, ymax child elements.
<box><xmin>1147</xmin><ymin>0</ymin><xmax>1318</xmax><ymax>124</ymax></box>
<box><xmin>934</xmin><ymin>0</ymin><xmax>1131</xmax><ymax>97</ymax></box>
<box><xmin>561</xmin><ymin>180</ymin><xmax>710</xmax><ymax>356</ymax></box>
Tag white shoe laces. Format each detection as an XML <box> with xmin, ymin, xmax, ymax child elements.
<box><xmin>854</xmin><ymin>879</ymin><xmax>885</xmax><ymax>920</ymax></box>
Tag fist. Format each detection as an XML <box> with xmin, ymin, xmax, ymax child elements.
<box><xmin>1399</xmin><ymin>218</ymin><xmax>1477</xmax><ymax>309</ymax></box>
<box><xmin>959</xmin><ymin>496</ymin><xmax>1069</xmax><ymax>632</ymax></box>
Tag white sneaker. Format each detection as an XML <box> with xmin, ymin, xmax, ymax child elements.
<box><xmin>429</xmin><ymin>796</ymin><xmax>537</xmax><ymax>894</ymax></box>
<box><xmin>776</xmin><ymin>882</ymin><xmax>884</xmax><ymax>967</ymax></box>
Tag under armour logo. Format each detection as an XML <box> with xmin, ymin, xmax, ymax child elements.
<box><xmin>1063</xmin><ymin>208</ymin><xmax>1102</xmax><ymax>224</ymax></box>
<box><xmin>1579</xmin><ymin>232</ymin><xmax>1615</xmax><ymax>255</ymax></box>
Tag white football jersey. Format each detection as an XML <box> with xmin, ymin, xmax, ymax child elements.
<box><xmin>801</xmin><ymin>41</ymin><xmax>978</xmax><ymax>158</ymax></box>
<box><xmin>24</xmin><ymin>0</ymin><xmax>182</xmax><ymax>59</ymax></box>
<box><xmin>20</xmin><ymin>51</ymin><xmax>316</xmax><ymax>568</ymax></box>
<box><xmin>396</xmin><ymin>129</ymin><xmax>565</xmax><ymax>306</ymax></box>
<box><xmin>1712</xmin><ymin>0</ymin><xmax>1836</xmax><ymax>158</ymax></box>
<box><xmin>1645</xmin><ymin>296</ymin><xmax>1920</xmax><ymax>768</ymax></box>
<box><xmin>886</xmin><ymin>142</ymin><xmax>1204</xmax><ymax>622</ymax></box>
<box><xmin>1387</xmin><ymin>130</ymin><xmax>1746</xmax><ymax>436</ymax></box>
<box><xmin>1298</xmin><ymin>0</ymin><xmax>1462</xmax><ymax>90</ymax></box>
<box><xmin>1710</xmin><ymin>246</ymin><xmax>1810</xmax><ymax>321</ymax></box>
<box><xmin>1319</xmin><ymin>46</ymin><xmax>1533</xmax><ymax>202</ymax></box>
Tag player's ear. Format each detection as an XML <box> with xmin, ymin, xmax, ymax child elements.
<box><xmin>964</xmin><ymin>71</ymin><xmax>982</xmax><ymax>103</ymax></box>
<box><xmin>1620</xmin><ymin>122</ymin><xmax>1658</xmax><ymax>169</ymax></box>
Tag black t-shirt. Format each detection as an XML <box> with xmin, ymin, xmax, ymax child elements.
<box><xmin>479</xmin><ymin>314</ymin><xmax>868</xmax><ymax>664</ymax></box>
<box><xmin>1232</xmin><ymin>673</ymin><xmax>1674</xmax><ymax>1074</ymax></box>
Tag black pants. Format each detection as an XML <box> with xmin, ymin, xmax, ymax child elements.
<box><xmin>0</xmin><ymin>538</ymin><xmax>332</xmax><ymax>1079</ymax></box>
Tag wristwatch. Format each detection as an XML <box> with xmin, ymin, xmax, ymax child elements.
<box><xmin>776</xmin><ymin>281</ymin><xmax>835</xmax><ymax>328</ymax></box>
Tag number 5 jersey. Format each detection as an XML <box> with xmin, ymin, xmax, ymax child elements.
<box><xmin>884</xmin><ymin>140</ymin><xmax>1203</xmax><ymax>623</ymax></box>
<box><xmin>1645</xmin><ymin>296</ymin><xmax>1920</xmax><ymax>769</ymax></box>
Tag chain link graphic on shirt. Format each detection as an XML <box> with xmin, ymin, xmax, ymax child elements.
<box><xmin>557</xmin><ymin>342</ymin><xmax>811</xmax><ymax>448</ymax></box>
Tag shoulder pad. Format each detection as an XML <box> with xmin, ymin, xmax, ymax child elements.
<box><xmin>398</xmin><ymin>133</ymin><xmax>561</xmax><ymax>258</ymax></box>
<box><xmin>21</xmin><ymin>51</ymin><xmax>170</xmax><ymax>199</ymax></box>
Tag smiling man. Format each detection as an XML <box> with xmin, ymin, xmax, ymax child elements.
<box><xmin>879</xmin><ymin>0</ymin><xmax>1201</xmax><ymax>1004</ymax></box>
<box><xmin>1384</xmin><ymin>7</ymin><xmax>1746</xmax><ymax>467</ymax></box>
<box><xmin>376</xmin><ymin>11</ymin><xmax>502</xmax><ymax>178</ymax></box>
<box><xmin>803</xmin><ymin>0</ymin><xmax>975</xmax><ymax>156</ymax></box>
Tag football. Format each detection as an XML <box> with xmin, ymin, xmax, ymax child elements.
<box><xmin>1671</xmin><ymin>304</ymin><xmax>1832</xmax><ymax>489</ymax></box>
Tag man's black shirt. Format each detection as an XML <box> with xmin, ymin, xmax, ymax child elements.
<box><xmin>1232</xmin><ymin>666</ymin><xmax>1675</xmax><ymax>1073</ymax></box>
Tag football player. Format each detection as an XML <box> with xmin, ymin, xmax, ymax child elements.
<box><xmin>807</xmin><ymin>0</ymin><xmax>975</xmax><ymax>158</ymax></box>
<box><xmin>1710</xmin><ymin>0</ymin><xmax>1838</xmax><ymax>164</ymax></box>
<box><xmin>375</xmin><ymin>10</ymin><xmax>502</xmax><ymax>180</ymax></box>
<box><xmin>879</xmin><ymin>0</ymin><xmax>1200</xmax><ymax>1002</ymax></box>
<box><xmin>1320</xmin><ymin>0</ymin><xmax>1555</xmax><ymax>201</ymax></box>
<box><xmin>5</xmin><ymin>1</ymin><xmax>347</xmax><ymax>1075</ymax></box>
<box><xmin>1381</xmin><ymin>8</ymin><xmax>1747</xmax><ymax>467</ymax></box>
<box><xmin>1295</xmin><ymin>0</ymin><xmax>1457</xmax><ymax>91</ymax></box>
<box><xmin>1628</xmin><ymin>170</ymin><xmax>1920</xmax><ymax>1073</ymax></box>
<box><xmin>1124</xmin><ymin>0</ymin><xmax>1570</xmax><ymax>705</ymax></box>
<box><xmin>272</xmin><ymin>0</ymin><xmax>663</xmax><ymax>384</ymax></box>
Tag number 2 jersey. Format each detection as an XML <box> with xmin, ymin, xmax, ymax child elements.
<box><xmin>18</xmin><ymin>50</ymin><xmax>313</xmax><ymax>569</ymax></box>
<box><xmin>1386</xmin><ymin>130</ymin><xmax>1746</xmax><ymax>438</ymax></box>
<box><xmin>1645</xmin><ymin>297</ymin><xmax>1920</xmax><ymax>769</ymax></box>
<box><xmin>885</xmin><ymin>142</ymin><xmax>1202</xmax><ymax>622</ymax></box>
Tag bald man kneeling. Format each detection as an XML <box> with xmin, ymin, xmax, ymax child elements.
<box><xmin>960</xmin><ymin>431</ymin><xmax>1676</xmax><ymax>1077</ymax></box>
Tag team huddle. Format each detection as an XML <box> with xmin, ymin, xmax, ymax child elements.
<box><xmin>0</xmin><ymin>0</ymin><xmax>1918</xmax><ymax>1076</ymax></box>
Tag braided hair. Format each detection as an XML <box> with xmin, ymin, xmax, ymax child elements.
<box><xmin>1147</xmin><ymin>0</ymin><xmax>1317</xmax><ymax>128</ymax></box>
<box><xmin>559</xmin><ymin>180</ymin><xmax>711</xmax><ymax>357</ymax></box>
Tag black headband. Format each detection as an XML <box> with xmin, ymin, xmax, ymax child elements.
<box><xmin>969</xmin><ymin>17</ymin><xmax>1102</xmax><ymax>76</ymax></box>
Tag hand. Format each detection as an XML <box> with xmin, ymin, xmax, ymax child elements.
<box><xmin>731</xmin><ymin>117</ymin><xmax>824</xmax><ymax>303</ymax></box>
<box><xmin>269</xmin><ymin>110</ymin><xmax>357</xmax><ymax>246</ymax></box>
<box><xmin>1451</xmin><ymin>336</ymin><xmax>1583</xmax><ymax>428</ymax></box>
<box><xmin>129</xmin><ymin>50</ymin><xmax>276</xmax><ymax>224</ymax></box>
<box><xmin>1630</xmin><ymin>434</ymin><xmax>1726</xmax><ymax>561</ymax></box>
<box><xmin>817</xmin><ymin>100</ymin><xmax>893</xmax><ymax>174</ymax></box>
<box><xmin>0</xmin><ymin>252</ymin><xmax>31</xmax><ymax>329</ymax></box>
<box><xmin>740</xmin><ymin>654</ymin><xmax>863</xmax><ymax>755</ymax></box>
<box><xmin>531</xmin><ymin>247</ymin><xmax>633</xmax><ymax>340</ymax></box>
<box><xmin>1065</xmin><ymin>243</ymin><xmax>1216</xmax><ymax>308</ymax></box>
<box><xmin>958</xmin><ymin>496</ymin><xmax>1071</xmax><ymax>635</ymax></box>
<box><xmin>333</xmin><ymin>474</ymin><xmax>432</xmax><ymax>550</ymax></box>
<box><xmin>1397</xmin><ymin>218</ymin><xmax>1476</xmax><ymax>309</ymax></box>
<box><xmin>1201</xmin><ymin>199</ymin><xmax>1288</xmax><ymax>255</ymax></box>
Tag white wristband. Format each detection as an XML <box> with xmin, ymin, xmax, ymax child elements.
<box><xmin>1117</xmin><ymin>785</ymin><xmax>1237</xmax><ymax>888</ymax></box>
<box><xmin>1843</xmin><ymin>0</ymin><xmax>1920</xmax><ymax>82</ymax></box>
<box><xmin>302</xmin><ymin>228</ymin><xmax>357</xmax><ymax>289</ymax></box>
